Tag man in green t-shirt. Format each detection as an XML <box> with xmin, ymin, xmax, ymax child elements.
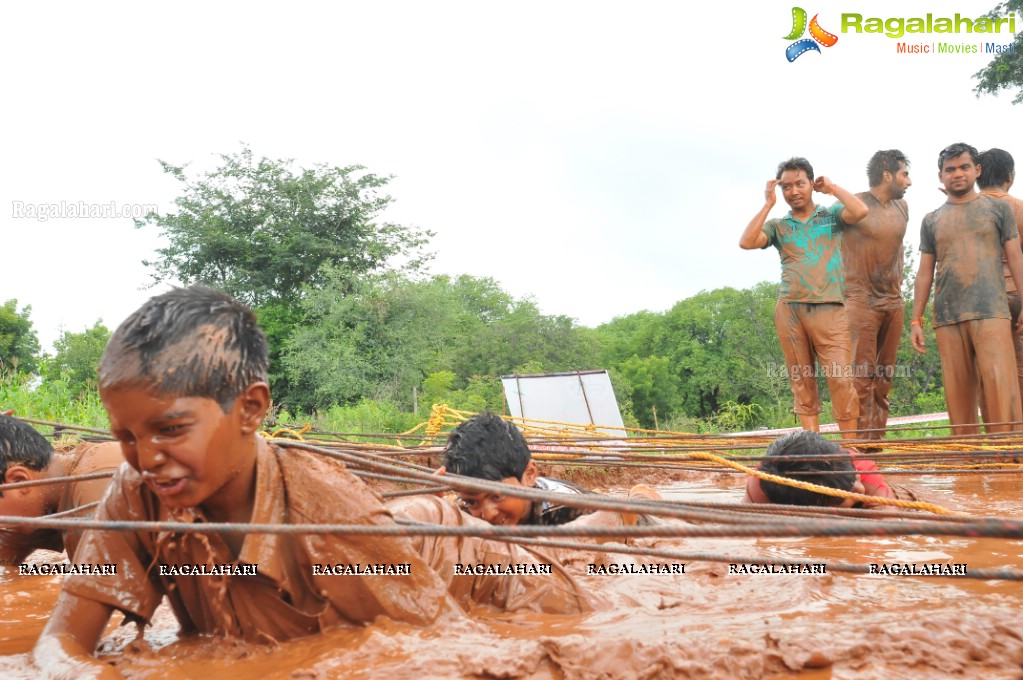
<box><xmin>740</xmin><ymin>157</ymin><xmax>869</xmax><ymax>439</ymax></box>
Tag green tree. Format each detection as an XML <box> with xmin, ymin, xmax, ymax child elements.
<box><xmin>660</xmin><ymin>285</ymin><xmax>783</xmax><ymax>419</ymax></box>
<box><xmin>618</xmin><ymin>355</ymin><xmax>679</xmax><ymax>428</ymax></box>
<box><xmin>973</xmin><ymin>1</ymin><xmax>1023</xmax><ymax>103</ymax></box>
<box><xmin>137</xmin><ymin>147</ymin><xmax>432</xmax><ymax>307</ymax></box>
<box><xmin>42</xmin><ymin>321</ymin><xmax>111</xmax><ymax>396</ymax></box>
<box><xmin>136</xmin><ymin>146</ymin><xmax>433</xmax><ymax>403</ymax></box>
<box><xmin>283</xmin><ymin>272</ymin><xmax>471</xmax><ymax>410</ymax></box>
<box><xmin>282</xmin><ymin>272</ymin><xmax>598</xmax><ymax>412</ymax></box>
<box><xmin>0</xmin><ymin>299</ymin><xmax>41</xmax><ymax>374</ymax></box>
<box><xmin>591</xmin><ymin>283</ymin><xmax>788</xmax><ymax>427</ymax></box>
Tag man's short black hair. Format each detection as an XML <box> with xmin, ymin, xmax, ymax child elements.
<box><xmin>0</xmin><ymin>415</ymin><xmax>53</xmax><ymax>496</ymax></box>
<box><xmin>776</xmin><ymin>157</ymin><xmax>815</xmax><ymax>181</ymax></box>
<box><xmin>98</xmin><ymin>286</ymin><xmax>269</xmax><ymax>412</ymax></box>
<box><xmin>866</xmin><ymin>150</ymin><xmax>909</xmax><ymax>188</ymax></box>
<box><xmin>978</xmin><ymin>148</ymin><xmax>1015</xmax><ymax>189</ymax></box>
<box><xmin>759</xmin><ymin>431</ymin><xmax>856</xmax><ymax>506</ymax></box>
<box><xmin>442</xmin><ymin>412</ymin><xmax>531</xmax><ymax>482</ymax></box>
<box><xmin>938</xmin><ymin>142</ymin><xmax>980</xmax><ymax>170</ymax></box>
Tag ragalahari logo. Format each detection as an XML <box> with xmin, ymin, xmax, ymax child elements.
<box><xmin>784</xmin><ymin>7</ymin><xmax>839</xmax><ymax>61</ymax></box>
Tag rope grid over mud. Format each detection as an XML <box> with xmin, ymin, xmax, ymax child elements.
<box><xmin>5</xmin><ymin>416</ymin><xmax>1023</xmax><ymax>580</ymax></box>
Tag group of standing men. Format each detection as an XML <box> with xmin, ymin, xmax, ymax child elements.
<box><xmin>741</xmin><ymin>143</ymin><xmax>1023</xmax><ymax>439</ymax></box>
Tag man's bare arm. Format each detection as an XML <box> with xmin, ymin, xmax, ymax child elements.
<box><xmin>1004</xmin><ymin>237</ymin><xmax>1023</xmax><ymax>330</ymax></box>
<box><xmin>814</xmin><ymin>177</ymin><xmax>868</xmax><ymax>224</ymax></box>
<box><xmin>739</xmin><ymin>180</ymin><xmax>777</xmax><ymax>250</ymax></box>
<box><xmin>911</xmin><ymin>253</ymin><xmax>936</xmax><ymax>353</ymax></box>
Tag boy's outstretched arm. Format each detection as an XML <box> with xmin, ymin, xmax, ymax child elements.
<box><xmin>32</xmin><ymin>592</ymin><xmax>118</xmax><ymax>678</ymax></box>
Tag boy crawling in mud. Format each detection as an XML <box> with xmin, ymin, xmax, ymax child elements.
<box><xmin>437</xmin><ymin>412</ymin><xmax>661</xmax><ymax>528</ymax></box>
<box><xmin>743</xmin><ymin>430</ymin><xmax>900</xmax><ymax>508</ymax></box>
<box><xmin>33</xmin><ymin>286</ymin><xmax>589</xmax><ymax>678</ymax></box>
<box><xmin>0</xmin><ymin>415</ymin><xmax>122</xmax><ymax>564</ymax></box>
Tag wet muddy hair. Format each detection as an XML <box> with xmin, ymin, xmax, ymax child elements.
<box><xmin>937</xmin><ymin>142</ymin><xmax>979</xmax><ymax>170</ymax></box>
<box><xmin>866</xmin><ymin>150</ymin><xmax>909</xmax><ymax>188</ymax></box>
<box><xmin>442</xmin><ymin>412</ymin><xmax>531</xmax><ymax>482</ymax></box>
<box><xmin>0</xmin><ymin>415</ymin><xmax>53</xmax><ymax>496</ymax></box>
<box><xmin>98</xmin><ymin>286</ymin><xmax>269</xmax><ymax>412</ymax></box>
<box><xmin>775</xmin><ymin>157</ymin><xmax>814</xmax><ymax>181</ymax></box>
<box><xmin>977</xmin><ymin>148</ymin><xmax>1015</xmax><ymax>189</ymax></box>
<box><xmin>759</xmin><ymin>431</ymin><xmax>856</xmax><ymax>507</ymax></box>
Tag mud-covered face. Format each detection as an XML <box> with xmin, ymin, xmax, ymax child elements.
<box><xmin>456</xmin><ymin>464</ymin><xmax>538</xmax><ymax>526</ymax></box>
<box><xmin>778</xmin><ymin>169</ymin><xmax>814</xmax><ymax>212</ymax></box>
<box><xmin>456</xmin><ymin>478</ymin><xmax>534</xmax><ymax>526</ymax></box>
<box><xmin>101</xmin><ymin>386</ymin><xmax>256</xmax><ymax>513</ymax></box>
<box><xmin>888</xmin><ymin>162</ymin><xmax>912</xmax><ymax>199</ymax></box>
<box><xmin>939</xmin><ymin>152</ymin><xmax>979</xmax><ymax>197</ymax></box>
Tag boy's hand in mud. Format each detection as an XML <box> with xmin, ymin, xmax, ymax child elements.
<box><xmin>764</xmin><ymin>179</ymin><xmax>779</xmax><ymax>208</ymax></box>
<box><xmin>812</xmin><ymin>176</ymin><xmax>836</xmax><ymax>195</ymax></box>
<box><xmin>910</xmin><ymin>324</ymin><xmax>926</xmax><ymax>354</ymax></box>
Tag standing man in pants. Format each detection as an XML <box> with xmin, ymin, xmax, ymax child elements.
<box><xmin>911</xmin><ymin>143</ymin><xmax>1023</xmax><ymax>434</ymax></box>
<box><xmin>842</xmin><ymin>150</ymin><xmax>912</xmax><ymax>443</ymax></box>
<box><xmin>740</xmin><ymin>157</ymin><xmax>868</xmax><ymax>439</ymax></box>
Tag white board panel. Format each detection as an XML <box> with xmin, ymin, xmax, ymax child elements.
<box><xmin>501</xmin><ymin>370</ymin><xmax>626</xmax><ymax>438</ymax></box>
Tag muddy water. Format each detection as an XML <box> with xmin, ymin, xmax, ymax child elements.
<box><xmin>2</xmin><ymin>473</ymin><xmax>1022</xmax><ymax>679</ymax></box>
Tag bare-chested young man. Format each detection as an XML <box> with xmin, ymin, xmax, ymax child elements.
<box><xmin>740</xmin><ymin>157</ymin><xmax>869</xmax><ymax>438</ymax></box>
<box><xmin>977</xmin><ymin>148</ymin><xmax>1023</xmax><ymax>421</ymax></box>
<box><xmin>911</xmin><ymin>143</ymin><xmax>1023</xmax><ymax>434</ymax></box>
<box><xmin>842</xmin><ymin>150</ymin><xmax>912</xmax><ymax>444</ymax></box>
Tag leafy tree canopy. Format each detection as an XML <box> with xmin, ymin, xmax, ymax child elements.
<box><xmin>42</xmin><ymin>320</ymin><xmax>111</xmax><ymax>396</ymax></box>
<box><xmin>0</xmin><ymin>299</ymin><xmax>41</xmax><ymax>374</ymax></box>
<box><xmin>974</xmin><ymin>1</ymin><xmax>1023</xmax><ymax>103</ymax></box>
<box><xmin>282</xmin><ymin>272</ymin><xmax>598</xmax><ymax>412</ymax></box>
<box><xmin>136</xmin><ymin>146</ymin><xmax>433</xmax><ymax>307</ymax></box>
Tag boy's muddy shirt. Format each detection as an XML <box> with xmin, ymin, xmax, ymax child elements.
<box><xmin>920</xmin><ymin>196</ymin><xmax>1019</xmax><ymax>326</ymax></box>
<box><xmin>762</xmin><ymin>204</ymin><xmax>847</xmax><ymax>303</ymax></box>
<box><xmin>528</xmin><ymin>477</ymin><xmax>595</xmax><ymax>526</ymax></box>
<box><xmin>62</xmin><ymin>444</ymin><xmax>452</xmax><ymax>642</ymax></box>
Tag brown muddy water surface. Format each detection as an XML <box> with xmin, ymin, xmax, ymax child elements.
<box><xmin>2</xmin><ymin>471</ymin><xmax>1022</xmax><ymax>679</ymax></box>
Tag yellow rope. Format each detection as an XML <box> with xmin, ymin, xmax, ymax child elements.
<box><xmin>265</xmin><ymin>423</ymin><xmax>312</xmax><ymax>441</ymax></box>
<box><xmin>389</xmin><ymin>406</ymin><xmax>1012</xmax><ymax>514</ymax></box>
<box><xmin>679</xmin><ymin>451</ymin><xmax>962</xmax><ymax>515</ymax></box>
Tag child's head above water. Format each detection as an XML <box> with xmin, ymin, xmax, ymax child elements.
<box><xmin>0</xmin><ymin>415</ymin><xmax>53</xmax><ymax>494</ymax></box>
<box><xmin>98</xmin><ymin>286</ymin><xmax>272</xmax><ymax>512</ymax></box>
<box><xmin>759</xmin><ymin>431</ymin><xmax>860</xmax><ymax>507</ymax></box>
<box><xmin>98</xmin><ymin>285</ymin><xmax>269</xmax><ymax>410</ymax></box>
<box><xmin>442</xmin><ymin>412</ymin><xmax>539</xmax><ymax>526</ymax></box>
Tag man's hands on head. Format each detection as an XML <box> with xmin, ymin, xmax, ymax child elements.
<box><xmin>764</xmin><ymin>179</ymin><xmax>779</xmax><ymax>207</ymax></box>
<box><xmin>813</xmin><ymin>177</ymin><xmax>836</xmax><ymax>195</ymax></box>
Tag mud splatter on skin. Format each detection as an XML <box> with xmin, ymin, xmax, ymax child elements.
<box><xmin>3</xmin><ymin>472</ymin><xmax>1023</xmax><ymax>678</ymax></box>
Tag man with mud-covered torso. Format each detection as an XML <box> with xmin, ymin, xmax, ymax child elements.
<box><xmin>911</xmin><ymin>143</ymin><xmax>1023</xmax><ymax>435</ymax></box>
<box><xmin>842</xmin><ymin>151</ymin><xmax>911</xmax><ymax>443</ymax></box>
<box><xmin>976</xmin><ymin>148</ymin><xmax>1023</xmax><ymax>422</ymax></box>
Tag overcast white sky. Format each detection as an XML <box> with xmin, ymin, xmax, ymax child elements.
<box><xmin>1</xmin><ymin>0</ymin><xmax>1020</xmax><ymax>351</ymax></box>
